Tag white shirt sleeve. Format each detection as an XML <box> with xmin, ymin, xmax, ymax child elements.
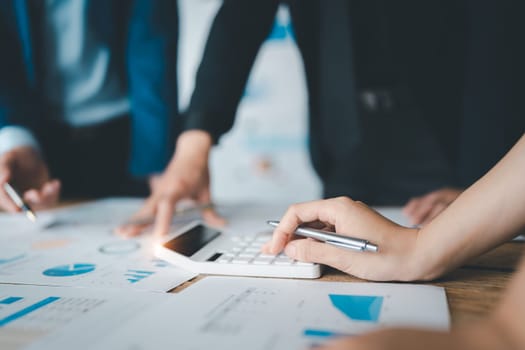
<box><xmin>0</xmin><ymin>126</ymin><xmax>41</xmax><ymax>156</ymax></box>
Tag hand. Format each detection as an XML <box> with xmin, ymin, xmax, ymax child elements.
<box><xmin>116</xmin><ymin>131</ymin><xmax>225</xmax><ymax>237</ymax></box>
<box><xmin>0</xmin><ymin>146</ymin><xmax>61</xmax><ymax>212</ymax></box>
<box><xmin>262</xmin><ymin>197</ymin><xmax>423</xmax><ymax>281</ymax></box>
<box><xmin>403</xmin><ymin>188</ymin><xmax>462</xmax><ymax>226</ymax></box>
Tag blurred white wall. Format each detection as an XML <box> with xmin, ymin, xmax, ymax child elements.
<box><xmin>178</xmin><ymin>0</ymin><xmax>321</xmax><ymax>204</ymax></box>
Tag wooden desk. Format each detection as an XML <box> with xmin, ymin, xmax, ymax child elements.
<box><xmin>174</xmin><ymin>241</ymin><xmax>524</xmax><ymax>327</ymax></box>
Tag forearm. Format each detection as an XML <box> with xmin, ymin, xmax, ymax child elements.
<box><xmin>414</xmin><ymin>135</ymin><xmax>525</xmax><ymax>279</ymax></box>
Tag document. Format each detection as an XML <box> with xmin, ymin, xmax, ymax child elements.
<box><xmin>0</xmin><ymin>198</ymin><xmax>197</xmax><ymax>292</ymax></box>
<box><xmin>93</xmin><ymin>276</ymin><xmax>450</xmax><ymax>350</ymax></box>
<box><xmin>374</xmin><ymin>207</ymin><xmax>411</xmax><ymax>227</ymax></box>
<box><xmin>0</xmin><ymin>284</ymin><xmax>176</xmax><ymax>350</ymax></box>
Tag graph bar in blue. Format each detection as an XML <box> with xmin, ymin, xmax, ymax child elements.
<box><xmin>0</xmin><ymin>297</ymin><xmax>60</xmax><ymax>327</ymax></box>
<box><xmin>329</xmin><ymin>294</ymin><xmax>383</xmax><ymax>322</ymax></box>
<box><xmin>0</xmin><ymin>297</ymin><xmax>23</xmax><ymax>305</ymax></box>
<box><xmin>0</xmin><ymin>254</ymin><xmax>26</xmax><ymax>265</ymax></box>
<box><xmin>303</xmin><ymin>329</ymin><xmax>353</xmax><ymax>338</ymax></box>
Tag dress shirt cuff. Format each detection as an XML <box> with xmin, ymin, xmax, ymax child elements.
<box><xmin>0</xmin><ymin>126</ymin><xmax>41</xmax><ymax>156</ymax></box>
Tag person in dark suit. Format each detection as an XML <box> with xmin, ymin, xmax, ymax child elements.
<box><xmin>118</xmin><ymin>0</ymin><xmax>524</xmax><ymax>236</ymax></box>
<box><xmin>0</xmin><ymin>0</ymin><xmax>179</xmax><ymax>212</ymax></box>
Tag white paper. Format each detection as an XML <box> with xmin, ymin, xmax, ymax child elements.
<box><xmin>0</xmin><ymin>198</ymin><xmax>197</xmax><ymax>292</ymax></box>
<box><xmin>91</xmin><ymin>276</ymin><xmax>450</xmax><ymax>350</ymax></box>
<box><xmin>0</xmin><ymin>284</ymin><xmax>176</xmax><ymax>350</ymax></box>
<box><xmin>373</xmin><ymin>207</ymin><xmax>412</xmax><ymax>227</ymax></box>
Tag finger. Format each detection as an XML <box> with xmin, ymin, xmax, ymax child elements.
<box><xmin>285</xmin><ymin>238</ymin><xmax>390</xmax><ymax>280</ymax></box>
<box><xmin>198</xmin><ymin>188</ymin><xmax>226</xmax><ymax>227</ymax></box>
<box><xmin>269</xmin><ymin>200</ymin><xmax>326</xmax><ymax>254</ymax></box>
<box><xmin>23</xmin><ymin>189</ymin><xmax>42</xmax><ymax>204</ymax></box>
<box><xmin>284</xmin><ymin>238</ymin><xmax>359</xmax><ymax>274</ymax></box>
<box><xmin>269</xmin><ymin>198</ymin><xmax>350</xmax><ymax>254</ymax></box>
<box><xmin>261</xmin><ymin>221</ymin><xmax>329</xmax><ymax>254</ymax></box>
<box><xmin>34</xmin><ymin>180</ymin><xmax>61</xmax><ymax>209</ymax></box>
<box><xmin>408</xmin><ymin>195</ymin><xmax>438</xmax><ymax>226</ymax></box>
<box><xmin>201</xmin><ymin>208</ymin><xmax>227</xmax><ymax>227</ymax></box>
<box><xmin>115</xmin><ymin>198</ymin><xmax>157</xmax><ymax>237</ymax></box>
<box><xmin>403</xmin><ymin>197</ymin><xmax>421</xmax><ymax>216</ymax></box>
<box><xmin>0</xmin><ymin>171</ymin><xmax>20</xmax><ymax>213</ymax></box>
<box><xmin>421</xmin><ymin>202</ymin><xmax>447</xmax><ymax>226</ymax></box>
<box><xmin>153</xmin><ymin>197</ymin><xmax>176</xmax><ymax>237</ymax></box>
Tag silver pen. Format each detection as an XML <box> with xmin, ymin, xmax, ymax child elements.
<box><xmin>3</xmin><ymin>182</ymin><xmax>37</xmax><ymax>222</ymax></box>
<box><xmin>267</xmin><ymin>220</ymin><xmax>378</xmax><ymax>253</ymax></box>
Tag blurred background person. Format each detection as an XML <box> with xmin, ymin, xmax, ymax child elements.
<box><xmin>0</xmin><ymin>0</ymin><xmax>179</xmax><ymax>212</ymax></box>
<box><xmin>121</xmin><ymin>0</ymin><xmax>524</xmax><ymax>236</ymax></box>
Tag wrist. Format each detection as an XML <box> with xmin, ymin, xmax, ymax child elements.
<box><xmin>175</xmin><ymin>130</ymin><xmax>212</xmax><ymax>159</ymax></box>
<box><xmin>405</xmin><ymin>228</ymin><xmax>448</xmax><ymax>281</ymax></box>
<box><xmin>166</xmin><ymin>131</ymin><xmax>212</xmax><ymax>174</ymax></box>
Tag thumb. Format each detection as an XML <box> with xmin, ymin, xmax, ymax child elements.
<box><xmin>284</xmin><ymin>238</ymin><xmax>377</xmax><ymax>279</ymax></box>
<box><xmin>284</xmin><ymin>238</ymin><xmax>354</xmax><ymax>271</ymax></box>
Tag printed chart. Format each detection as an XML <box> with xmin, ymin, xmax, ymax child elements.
<box><xmin>89</xmin><ymin>276</ymin><xmax>449</xmax><ymax>350</ymax></box>
<box><xmin>0</xmin><ymin>199</ymin><xmax>197</xmax><ymax>292</ymax></box>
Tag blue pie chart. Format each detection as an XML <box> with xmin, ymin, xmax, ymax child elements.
<box><xmin>43</xmin><ymin>263</ymin><xmax>96</xmax><ymax>277</ymax></box>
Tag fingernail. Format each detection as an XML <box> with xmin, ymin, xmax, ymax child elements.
<box><xmin>285</xmin><ymin>242</ymin><xmax>297</xmax><ymax>257</ymax></box>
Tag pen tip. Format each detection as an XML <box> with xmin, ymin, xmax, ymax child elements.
<box><xmin>26</xmin><ymin>211</ymin><xmax>37</xmax><ymax>223</ymax></box>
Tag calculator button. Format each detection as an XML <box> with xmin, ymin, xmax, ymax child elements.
<box><xmin>245</xmin><ymin>247</ymin><xmax>261</xmax><ymax>253</ymax></box>
<box><xmin>230</xmin><ymin>247</ymin><xmax>242</xmax><ymax>252</ymax></box>
<box><xmin>274</xmin><ymin>256</ymin><xmax>295</xmax><ymax>265</ymax></box>
<box><xmin>295</xmin><ymin>261</ymin><xmax>314</xmax><ymax>266</ymax></box>
<box><xmin>255</xmin><ymin>236</ymin><xmax>271</xmax><ymax>242</ymax></box>
<box><xmin>217</xmin><ymin>257</ymin><xmax>232</xmax><ymax>263</ymax></box>
<box><xmin>273</xmin><ymin>260</ymin><xmax>294</xmax><ymax>266</ymax></box>
<box><xmin>252</xmin><ymin>257</ymin><xmax>274</xmax><ymax>265</ymax></box>
<box><xmin>238</xmin><ymin>252</ymin><xmax>257</xmax><ymax>258</ymax></box>
<box><xmin>259</xmin><ymin>254</ymin><xmax>278</xmax><ymax>259</ymax></box>
<box><xmin>231</xmin><ymin>257</ymin><xmax>252</xmax><ymax>264</ymax></box>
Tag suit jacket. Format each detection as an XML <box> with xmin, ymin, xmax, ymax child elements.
<box><xmin>0</xmin><ymin>0</ymin><xmax>179</xmax><ymax>177</ymax></box>
<box><xmin>184</xmin><ymin>0</ymin><xmax>524</xmax><ymax>204</ymax></box>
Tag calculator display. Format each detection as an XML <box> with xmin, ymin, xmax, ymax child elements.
<box><xmin>163</xmin><ymin>224</ymin><xmax>221</xmax><ymax>256</ymax></box>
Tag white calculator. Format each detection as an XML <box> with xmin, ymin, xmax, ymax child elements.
<box><xmin>155</xmin><ymin>221</ymin><xmax>321</xmax><ymax>279</ymax></box>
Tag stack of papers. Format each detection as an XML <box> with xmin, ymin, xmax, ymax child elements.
<box><xmin>0</xmin><ymin>198</ymin><xmax>197</xmax><ymax>292</ymax></box>
<box><xmin>0</xmin><ymin>199</ymin><xmax>451</xmax><ymax>349</ymax></box>
<box><xmin>1</xmin><ymin>277</ymin><xmax>449</xmax><ymax>350</ymax></box>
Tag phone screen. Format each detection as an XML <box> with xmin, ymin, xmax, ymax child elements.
<box><xmin>162</xmin><ymin>224</ymin><xmax>221</xmax><ymax>256</ymax></box>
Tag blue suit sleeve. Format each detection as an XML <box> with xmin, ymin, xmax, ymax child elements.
<box><xmin>126</xmin><ymin>0</ymin><xmax>179</xmax><ymax>177</ymax></box>
<box><xmin>0</xmin><ymin>5</ymin><xmax>39</xmax><ymax>130</ymax></box>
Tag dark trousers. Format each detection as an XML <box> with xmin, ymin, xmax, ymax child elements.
<box><xmin>37</xmin><ymin>116</ymin><xmax>149</xmax><ymax>199</ymax></box>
